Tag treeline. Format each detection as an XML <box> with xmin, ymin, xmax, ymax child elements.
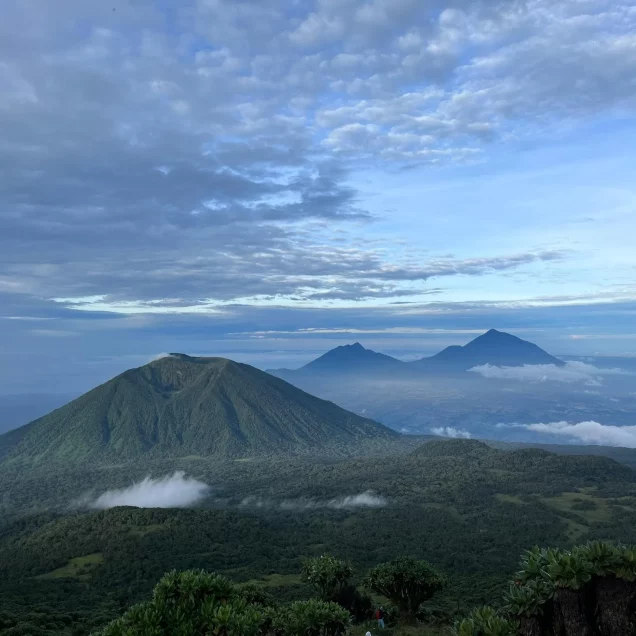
<box><xmin>94</xmin><ymin>541</ymin><xmax>636</xmax><ymax>636</ymax></box>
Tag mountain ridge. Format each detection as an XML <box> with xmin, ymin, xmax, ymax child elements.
<box><xmin>0</xmin><ymin>355</ymin><xmax>397</xmax><ymax>466</ymax></box>
<box><xmin>269</xmin><ymin>329</ymin><xmax>564</xmax><ymax>380</ymax></box>
<box><xmin>267</xmin><ymin>341</ymin><xmax>408</xmax><ymax>378</ymax></box>
<box><xmin>413</xmin><ymin>328</ymin><xmax>564</xmax><ymax>371</ymax></box>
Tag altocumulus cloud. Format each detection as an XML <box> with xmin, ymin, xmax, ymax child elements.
<box><xmin>90</xmin><ymin>472</ymin><xmax>210</xmax><ymax>509</ymax></box>
<box><xmin>523</xmin><ymin>421</ymin><xmax>636</xmax><ymax>448</ymax></box>
<box><xmin>469</xmin><ymin>362</ymin><xmax>630</xmax><ymax>386</ymax></box>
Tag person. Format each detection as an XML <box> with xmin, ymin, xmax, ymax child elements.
<box><xmin>375</xmin><ymin>607</ymin><xmax>385</xmax><ymax>629</ymax></box>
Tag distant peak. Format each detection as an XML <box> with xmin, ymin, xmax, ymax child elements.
<box><xmin>349</xmin><ymin>342</ymin><xmax>364</xmax><ymax>350</ymax></box>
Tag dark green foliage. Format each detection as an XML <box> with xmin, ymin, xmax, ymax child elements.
<box><xmin>366</xmin><ymin>557</ymin><xmax>446</xmax><ymax>622</ymax></box>
<box><xmin>412</xmin><ymin>439</ymin><xmax>494</xmax><ymax>459</ymax></box>
<box><xmin>452</xmin><ymin>607</ymin><xmax>517</xmax><ymax>636</ymax></box>
<box><xmin>0</xmin><ymin>355</ymin><xmax>396</xmax><ymax>466</ymax></box>
<box><xmin>98</xmin><ymin>569</ymin><xmax>262</xmax><ymax>635</ymax></box>
<box><xmin>301</xmin><ymin>555</ymin><xmax>373</xmax><ymax>622</ymax></box>
<box><xmin>301</xmin><ymin>555</ymin><xmax>354</xmax><ymax>601</ymax></box>
<box><xmin>97</xmin><ymin>571</ymin><xmax>350</xmax><ymax>636</ymax></box>
<box><xmin>270</xmin><ymin>599</ymin><xmax>351</xmax><ymax>636</ymax></box>
<box><xmin>2</xmin><ymin>442</ymin><xmax>636</xmax><ymax>633</ymax></box>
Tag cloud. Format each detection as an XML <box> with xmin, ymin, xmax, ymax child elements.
<box><xmin>469</xmin><ymin>361</ymin><xmax>630</xmax><ymax>385</ymax></box>
<box><xmin>89</xmin><ymin>472</ymin><xmax>210</xmax><ymax>509</ymax></box>
<box><xmin>148</xmin><ymin>353</ymin><xmax>176</xmax><ymax>362</ymax></box>
<box><xmin>241</xmin><ymin>491</ymin><xmax>387</xmax><ymax>511</ymax></box>
<box><xmin>1</xmin><ymin>0</ymin><xmax>631</xmax><ymax>318</ymax></box>
<box><xmin>430</xmin><ymin>426</ymin><xmax>472</xmax><ymax>439</ymax></box>
<box><xmin>522</xmin><ymin>421</ymin><xmax>636</xmax><ymax>448</ymax></box>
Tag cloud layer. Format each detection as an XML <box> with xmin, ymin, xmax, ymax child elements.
<box><xmin>469</xmin><ymin>361</ymin><xmax>630</xmax><ymax>386</ymax></box>
<box><xmin>430</xmin><ymin>426</ymin><xmax>472</xmax><ymax>439</ymax></box>
<box><xmin>523</xmin><ymin>421</ymin><xmax>636</xmax><ymax>448</ymax></box>
<box><xmin>2</xmin><ymin>0</ymin><xmax>635</xmax><ymax>316</ymax></box>
<box><xmin>90</xmin><ymin>472</ymin><xmax>210</xmax><ymax>509</ymax></box>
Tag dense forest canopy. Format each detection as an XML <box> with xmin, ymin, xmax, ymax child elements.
<box><xmin>1</xmin><ymin>440</ymin><xmax>636</xmax><ymax>634</ymax></box>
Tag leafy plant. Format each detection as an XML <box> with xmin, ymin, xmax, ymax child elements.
<box><xmin>545</xmin><ymin>550</ymin><xmax>593</xmax><ymax>589</ymax></box>
<box><xmin>452</xmin><ymin>606</ymin><xmax>517</xmax><ymax>636</ymax></box>
<box><xmin>301</xmin><ymin>555</ymin><xmax>354</xmax><ymax>601</ymax></box>
<box><xmin>515</xmin><ymin>546</ymin><xmax>552</xmax><ymax>583</ymax></box>
<box><xmin>97</xmin><ymin>570</ymin><xmax>263</xmax><ymax>636</ymax></box>
<box><xmin>365</xmin><ymin>557</ymin><xmax>446</xmax><ymax>623</ymax></box>
<box><xmin>614</xmin><ymin>544</ymin><xmax>636</xmax><ymax>582</ymax></box>
<box><xmin>271</xmin><ymin>599</ymin><xmax>350</xmax><ymax>636</ymax></box>
<box><xmin>573</xmin><ymin>541</ymin><xmax>621</xmax><ymax>577</ymax></box>
<box><xmin>503</xmin><ymin>579</ymin><xmax>553</xmax><ymax>617</ymax></box>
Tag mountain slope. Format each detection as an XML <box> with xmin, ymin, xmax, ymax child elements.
<box><xmin>0</xmin><ymin>354</ymin><xmax>397</xmax><ymax>466</ymax></box>
<box><xmin>268</xmin><ymin>342</ymin><xmax>406</xmax><ymax>380</ymax></box>
<box><xmin>413</xmin><ymin>329</ymin><xmax>564</xmax><ymax>371</ymax></box>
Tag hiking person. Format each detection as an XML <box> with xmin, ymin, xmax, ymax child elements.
<box><xmin>375</xmin><ymin>607</ymin><xmax>385</xmax><ymax>629</ymax></box>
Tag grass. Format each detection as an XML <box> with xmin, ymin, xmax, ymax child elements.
<box><xmin>540</xmin><ymin>492</ymin><xmax>612</xmax><ymax>523</ymax></box>
<box><xmin>495</xmin><ymin>494</ymin><xmax>526</xmax><ymax>505</ymax></box>
<box><xmin>250</xmin><ymin>573</ymin><xmax>302</xmax><ymax>588</ymax></box>
<box><xmin>127</xmin><ymin>523</ymin><xmax>164</xmax><ymax>537</ymax></box>
<box><xmin>36</xmin><ymin>553</ymin><xmax>104</xmax><ymax>581</ymax></box>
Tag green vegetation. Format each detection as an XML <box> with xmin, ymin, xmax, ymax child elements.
<box><xmin>366</xmin><ymin>558</ymin><xmax>446</xmax><ymax>623</ymax></box>
<box><xmin>0</xmin><ymin>355</ymin><xmax>397</xmax><ymax>466</ymax></box>
<box><xmin>302</xmin><ymin>555</ymin><xmax>354</xmax><ymax>601</ymax></box>
<box><xmin>1</xmin><ymin>439</ymin><xmax>636</xmax><ymax>634</ymax></box>
<box><xmin>453</xmin><ymin>541</ymin><xmax>636</xmax><ymax>635</ymax></box>
<box><xmin>37</xmin><ymin>553</ymin><xmax>104</xmax><ymax>581</ymax></box>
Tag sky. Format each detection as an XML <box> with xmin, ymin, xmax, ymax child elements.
<box><xmin>1</xmin><ymin>0</ymin><xmax>636</xmax><ymax>394</ymax></box>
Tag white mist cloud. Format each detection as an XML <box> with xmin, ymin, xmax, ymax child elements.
<box><xmin>523</xmin><ymin>421</ymin><xmax>636</xmax><ymax>448</ymax></box>
<box><xmin>148</xmin><ymin>353</ymin><xmax>176</xmax><ymax>363</ymax></box>
<box><xmin>90</xmin><ymin>472</ymin><xmax>210</xmax><ymax>509</ymax></box>
<box><xmin>241</xmin><ymin>491</ymin><xmax>387</xmax><ymax>511</ymax></box>
<box><xmin>430</xmin><ymin>426</ymin><xmax>472</xmax><ymax>439</ymax></box>
<box><xmin>469</xmin><ymin>361</ymin><xmax>630</xmax><ymax>386</ymax></box>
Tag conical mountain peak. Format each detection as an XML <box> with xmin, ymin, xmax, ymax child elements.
<box><xmin>414</xmin><ymin>329</ymin><xmax>563</xmax><ymax>370</ymax></box>
<box><xmin>0</xmin><ymin>356</ymin><xmax>396</xmax><ymax>466</ymax></box>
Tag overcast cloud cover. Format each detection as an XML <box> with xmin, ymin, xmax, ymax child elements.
<box><xmin>1</xmin><ymin>0</ymin><xmax>636</xmax><ymax>391</ymax></box>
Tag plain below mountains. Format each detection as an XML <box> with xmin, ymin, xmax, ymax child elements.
<box><xmin>269</xmin><ymin>328</ymin><xmax>564</xmax><ymax>381</ymax></box>
<box><xmin>0</xmin><ymin>354</ymin><xmax>398</xmax><ymax>467</ymax></box>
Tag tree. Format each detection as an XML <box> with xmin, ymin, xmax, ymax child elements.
<box><xmin>301</xmin><ymin>555</ymin><xmax>354</xmax><ymax>601</ymax></box>
<box><xmin>97</xmin><ymin>570</ymin><xmax>263</xmax><ymax>636</ymax></box>
<box><xmin>271</xmin><ymin>599</ymin><xmax>350</xmax><ymax>636</ymax></box>
<box><xmin>366</xmin><ymin>557</ymin><xmax>446</xmax><ymax>623</ymax></box>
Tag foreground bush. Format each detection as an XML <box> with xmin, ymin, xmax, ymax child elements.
<box><xmin>366</xmin><ymin>557</ymin><xmax>446</xmax><ymax>623</ymax></box>
<box><xmin>455</xmin><ymin>541</ymin><xmax>636</xmax><ymax>636</ymax></box>
<box><xmin>97</xmin><ymin>570</ymin><xmax>349</xmax><ymax>636</ymax></box>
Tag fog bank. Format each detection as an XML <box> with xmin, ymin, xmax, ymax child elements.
<box><xmin>90</xmin><ymin>471</ymin><xmax>210</xmax><ymax>509</ymax></box>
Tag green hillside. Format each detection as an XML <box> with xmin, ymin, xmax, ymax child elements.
<box><xmin>0</xmin><ymin>354</ymin><xmax>397</xmax><ymax>466</ymax></box>
<box><xmin>1</xmin><ymin>440</ymin><xmax>636</xmax><ymax>634</ymax></box>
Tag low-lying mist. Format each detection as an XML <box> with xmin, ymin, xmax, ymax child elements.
<box><xmin>241</xmin><ymin>491</ymin><xmax>388</xmax><ymax>511</ymax></box>
<box><xmin>89</xmin><ymin>471</ymin><xmax>211</xmax><ymax>509</ymax></box>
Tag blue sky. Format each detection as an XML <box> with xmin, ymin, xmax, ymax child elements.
<box><xmin>1</xmin><ymin>0</ymin><xmax>636</xmax><ymax>393</ymax></box>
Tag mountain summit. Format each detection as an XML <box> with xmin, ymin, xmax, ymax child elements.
<box><xmin>268</xmin><ymin>341</ymin><xmax>407</xmax><ymax>380</ymax></box>
<box><xmin>0</xmin><ymin>355</ymin><xmax>397</xmax><ymax>466</ymax></box>
<box><xmin>413</xmin><ymin>329</ymin><xmax>564</xmax><ymax>371</ymax></box>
